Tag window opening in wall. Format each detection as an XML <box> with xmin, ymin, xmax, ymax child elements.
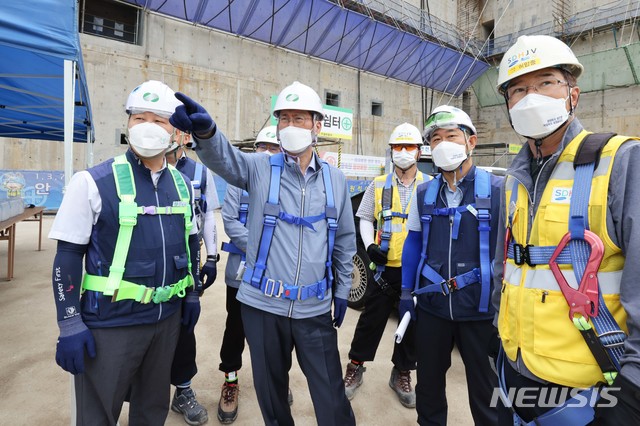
<box><xmin>79</xmin><ymin>0</ymin><xmax>141</xmax><ymax>45</ymax></box>
<box><xmin>371</xmin><ymin>101</ymin><xmax>383</xmax><ymax>117</ymax></box>
<box><xmin>482</xmin><ymin>20</ymin><xmax>495</xmax><ymax>55</ymax></box>
<box><xmin>325</xmin><ymin>91</ymin><xmax>340</xmax><ymax>107</ymax></box>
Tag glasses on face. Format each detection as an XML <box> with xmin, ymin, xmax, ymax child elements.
<box><xmin>391</xmin><ymin>144</ymin><xmax>419</xmax><ymax>152</ymax></box>
<box><xmin>506</xmin><ymin>78</ymin><xmax>568</xmax><ymax>103</ymax></box>
<box><xmin>278</xmin><ymin>115</ymin><xmax>312</xmax><ymax>126</ymax></box>
<box><xmin>255</xmin><ymin>143</ymin><xmax>281</xmax><ymax>153</ymax></box>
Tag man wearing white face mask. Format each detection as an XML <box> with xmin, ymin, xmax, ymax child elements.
<box><xmin>400</xmin><ymin>105</ymin><xmax>503</xmax><ymax>425</ymax></box>
<box><xmin>48</xmin><ymin>80</ymin><xmax>201</xmax><ymax>424</ymax></box>
<box><xmin>342</xmin><ymin>123</ymin><xmax>426</xmax><ymax>407</ymax></box>
<box><xmin>169</xmin><ymin>81</ymin><xmax>357</xmax><ymax>426</ymax></box>
<box><xmin>491</xmin><ymin>35</ymin><xmax>640</xmax><ymax>426</ymax></box>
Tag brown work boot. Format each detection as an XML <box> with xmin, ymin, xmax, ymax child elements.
<box><xmin>389</xmin><ymin>367</ymin><xmax>416</xmax><ymax>408</ymax></box>
<box><xmin>217</xmin><ymin>382</ymin><xmax>239</xmax><ymax>424</ymax></box>
<box><xmin>343</xmin><ymin>362</ymin><xmax>366</xmax><ymax>400</ymax></box>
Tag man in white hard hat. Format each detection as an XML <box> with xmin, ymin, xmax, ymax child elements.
<box><xmin>49</xmin><ymin>80</ymin><xmax>201</xmax><ymax>424</ymax></box>
<box><xmin>170</xmin><ymin>82</ymin><xmax>357</xmax><ymax>425</ymax></box>
<box><xmin>492</xmin><ymin>35</ymin><xmax>640</xmax><ymax>425</ymax></box>
<box><xmin>165</xmin><ymin>130</ymin><xmax>219</xmax><ymax>425</ymax></box>
<box><xmin>216</xmin><ymin>125</ymin><xmax>292</xmax><ymax>424</ymax></box>
<box><xmin>343</xmin><ymin>123</ymin><xmax>427</xmax><ymax>407</ymax></box>
<box><xmin>400</xmin><ymin>105</ymin><xmax>502</xmax><ymax>425</ymax></box>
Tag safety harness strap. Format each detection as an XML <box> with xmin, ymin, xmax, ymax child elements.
<box><xmin>249</xmin><ymin>154</ymin><xmax>337</xmax><ymax>300</ymax></box>
<box><xmin>221</xmin><ymin>190</ymin><xmax>250</xmax><ymax>261</ymax></box>
<box><xmin>415</xmin><ymin>170</ymin><xmax>492</xmax><ymax>312</ymax></box>
<box><xmin>92</xmin><ymin>155</ymin><xmax>193</xmax><ymax>300</ymax></box>
<box><xmin>475</xmin><ymin>168</ymin><xmax>492</xmax><ymax>313</ymax></box>
<box><xmin>568</xmin><ymin>133</ymin><xmax>625</xmax><ymax>379</ymax></box>
<box><xmin>250</xmin><ymin>154</ymin><xmax>283</xmax><ymax>288</ymax></box>
<box><xmin>82</xmin><ymin>274</ymin><xmax>192</xmax><ymax>304</ymax></box>
<box><xmin>496</xmin><ymin>349</ymin><xmax>598</xmax><ymax>426</ymax></box>
<box><xmin>322</xmin><ymin>164</ymin><xmax>338</xmax><ymax>295</ymax></box>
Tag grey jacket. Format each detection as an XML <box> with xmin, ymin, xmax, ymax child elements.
<box><xmin>222</xmin><ymin>185</ymin><xmax>248</xmax><ymax>289</ymax></box>
<box><xmin>491</xmin><ymin>118</ymin><xmax>640</xmax><ymax>386</ymax></box>
<box><xmin>195</xmin><ymin>130</ymin><xmax>356</xmax><ymax>319</ymax></box>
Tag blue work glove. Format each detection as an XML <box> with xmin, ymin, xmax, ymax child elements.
<box><xmin>367</xmin><ymin>244</ymin><xmax>388</xmax><ymax>266</ymax></box>
<box><xmin>333</xmin><ymin>297</ymin><xmax>348</xmax><ymax>328</ymax></box>
<box><xmin>170</xmin><ymin>92</ymin><xmax>215</xmax><ymax>137</ymax></box>
<box><xmin>398</xmin><ymin>289</ymin><xmax>416</xmax><ymax>321</ymax></box>
<box><xmin>182</xmin><ymin>292</ymin><xmax>201</xmax><ymax>333</ymax></box>
<box><xmin>55</xmin><ymin>318</ymin><xmax>96</xmax><ymax>375</ymax></box>
<box><xmin>199</xmin><ymin>255</ymin><xmax>218</xmax><ymax>291</ymax></box>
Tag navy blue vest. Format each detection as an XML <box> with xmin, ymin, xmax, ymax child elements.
<box><xmin>415</xmin><ymin>166</ymin><xmax>502</xmax><ymax>321</ymax></box>
<box><xmin>82</xmin><ymin>150</ymin><xmax>191</xmax><ymax>328</ymax></box>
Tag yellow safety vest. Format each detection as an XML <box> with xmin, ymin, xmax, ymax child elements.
<box><xmin>499</xmin><ymin>130</ymin><xmax>633</xmax><ymax>388</ymax></box>
<box><xmin>373</xmin><ymin>172</ymin><xmax>425</xmax><ymax>267</ymax></box>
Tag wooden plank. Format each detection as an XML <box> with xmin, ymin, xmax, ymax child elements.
<box><xmin>0</xmin><ymin>206</ymin><xmax>45</xmax><ymax>280</ymax></box>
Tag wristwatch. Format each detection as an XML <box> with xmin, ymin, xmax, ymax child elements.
<box><xmin>207</xmin><ymin>253</ymin><xmax>220</xmax><ymax>262</ymax></box>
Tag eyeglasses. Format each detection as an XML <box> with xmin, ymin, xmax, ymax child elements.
<box><xmin>255</xmin><ymin>143</ymin><xmax>281</xmax><ymax>153</ymax></box>
<box><xmin>391</xmin><ymin>144</ymin><xmax>419</xmax><ymax>152</ymax></box>
<box><xmin>278</xmin><ymin>115</ymin><xmax>312</xmax><ymax>126</ymax></box>
<box><xmin>506</xmin><ymin>78</ymin><xmax>568</xmax><ymax>103</ymax></box>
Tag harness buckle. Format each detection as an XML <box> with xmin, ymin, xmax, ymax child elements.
<box><xmin>513</xmin><ymin>243</ymin><xmax>534</xmax><ymax>266</ymax></box>
<box><xmin>152</xmin><ymin>285</ymin><xmax>173</xmax><ymax>304</ymax></box>
<box><xmin>439</xmin><ymin>278</ymin><xmax>457</xmax><ymax>296</ymax></box>
<box><xmin>263</xmin><ymin>278</ymin><xmax>283</xmax><ymax>298</ymax></box>
<box><xmin>549</xmin><ymin>230</ymin><xmax>604</xmax><ymax>321</ymax></box>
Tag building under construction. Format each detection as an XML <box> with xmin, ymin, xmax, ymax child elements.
<box><xmin>1</xmin><ymin>0</ymin><xmax>639</xmax><ymax>171</ymax></box>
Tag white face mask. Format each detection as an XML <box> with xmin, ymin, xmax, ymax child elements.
<box><xmin>431</xmin><ymin>141</ymin><xmax>468</xmax><ymax>171</ymax></box>
<box><xmin>127</xmin><ymin>122</ymin><xmax>172</xmax><ymax>158</ymax></box>
<box><xmin>509</xmin><ymin>93</ymin><xmax>570</xmax><ymax>139</ymax></box>
<box><xmin>278</xmin><ymin>126</ymin><xmax>313</xmax><ymax>155</ymax></box>
<box><xmin>392</xmin><ymin>149</ymin><xmax>417</xmax><ymax>170</ymax></box>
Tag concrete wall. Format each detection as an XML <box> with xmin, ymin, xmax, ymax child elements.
<box><xmin>3</xmin><ymin>1</ymin><xmax>637</xmax><ymax>172</ymax></box>
<box><xmin>2</xmin><ymin>9</ymin><xmax>444</xmax><ymax>171</ymax></box>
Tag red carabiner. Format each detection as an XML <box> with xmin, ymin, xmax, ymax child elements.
<box><xmin>548</xmin><ymin>230</ymin><xmax>604</xmax><ymax>321</ymax></box>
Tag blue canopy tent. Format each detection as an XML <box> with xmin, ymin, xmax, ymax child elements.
<box><xmin>123</xmin><ymin>0</ymin><xmax>489</xmax><ymax>96</ymax></box>
<box><xmin>0</xmin><ymin>0</ymin><xmax>94</xmax><ymax>184</ymax></box>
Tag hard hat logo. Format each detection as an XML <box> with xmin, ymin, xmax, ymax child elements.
<box><xmin>286</xmin><ymin>94</ymin><xmax>299</xmax><ymax>102</ymax></box>
<box><xmin>266</xmin><ymin>131</ymin><xmax>276</xmax><ymax>138</ymax></box>
<box><xmin>506</xmin><ymin>48</ymin><xmax>538</xmax><ymax>68</ymax></box>
<box><xmin>143</xmin><ymin>92</ymin><xmax>160</xmax><ymax>103</ymax></box>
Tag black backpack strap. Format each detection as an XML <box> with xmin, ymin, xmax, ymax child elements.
<box><xmin>574</xmin><ymin>132</ymin><xmax>617</xmax><ymax>169</ymax></box>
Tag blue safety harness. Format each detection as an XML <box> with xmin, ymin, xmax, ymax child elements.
<box><xmin>412</xmin><ymin>168</ymin><xmax>492</xmax><ymax>313</ymax></box>
<box><xmin>221</xmin><ymin>190</ymin><xmax>249</xmax><ymax>260</ymax></box>
<box><xmin>241</xmin><ymin>153</ymin><xmax>338</xmax><ymax>301</ymax></box>
<box><xmin>500</xmin><ymin>133</ymin><xmax>627</xmax><ymax>425</ymax></box>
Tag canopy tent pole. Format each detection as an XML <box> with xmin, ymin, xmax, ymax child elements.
<box><xmin>63</xmin><ymin>60</ymin><xmax>76</xmax><ymax>187</ymax></box>
<box><xmin>86</xmin><ymin>128</ymin><xmax>94</xmax><ymax>168</ymax></box>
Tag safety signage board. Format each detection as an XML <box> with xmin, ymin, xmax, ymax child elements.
<box><xmin>321</xmin><ymin>152</ymin><xmax>385</xmax><ymax>178</ymax></box>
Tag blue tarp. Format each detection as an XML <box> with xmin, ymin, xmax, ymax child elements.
<box><xmin>123</xmin><ymin>0</ymin><xmax>489</xmax><ymax>96</ymax></box>
<box><xmin>0</xmin><ymin>0</ymin><xmax>93</xmax><ymax>142</ymax></box>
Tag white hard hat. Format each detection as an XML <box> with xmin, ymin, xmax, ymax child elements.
<box><xmin>125</xmin><ymin>80</ymin><xmax>182</xmax><ymax>118</ymax></box>
<box><xmin>497</xmin><ymin>35</ymin><xmax>583</xmax><ymax>92</ymax></box>
<box><xmin>388</xmin><ymin>123</ymin><xmax>424</xmax><ymax>146</ymax></box>
<box><xmin>273</xmin><ymin>81</ymin><xmax>325</xmax><ymax>119</ymax></box>
<box><xmin>254</xmin><ymin>125</ymin><xmax>279</xmax><ymax>146</ymax></box>
<box><xmin>423</xmin><ymin>105</ymin><xmax>476</xmax><ymax>142</ymax></box>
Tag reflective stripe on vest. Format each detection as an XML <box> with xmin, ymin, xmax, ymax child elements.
<box><xmin>499</xmin><ymin>131</ymin><xmax>634</xmax><ymax>388</ymax></box>
<box><xmin>81</xmin><ymin>154</ymin><xmax>193</xmax><ymax>301</ymax></box>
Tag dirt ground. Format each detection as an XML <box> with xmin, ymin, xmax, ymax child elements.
<box><xmin>0</xmin><ymin>213</ymin><xmax>474</xmax><ymax>425</ymax></box>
